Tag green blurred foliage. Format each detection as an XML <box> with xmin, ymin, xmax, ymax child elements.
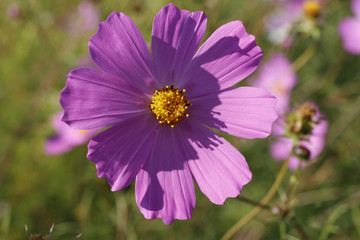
<box><xmin>0</xmin><ymin>0</ymin><xmax>360</xmax><ymax>239</ymax></box>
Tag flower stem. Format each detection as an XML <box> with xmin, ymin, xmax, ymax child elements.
<box><xmin>289</xmin><ymin>216</ymin><xmax>310</xmax><ymax>240</ymax></box>
<box><xmin>236</xmin><ymin>196</ymin><xmax>271</xmax><ymax>210</ymax></box>
<box><xmin>221</xmin><ymin>157</ymin><xmax>290</xmax><ymax>240</ymax></box>
<box><xmin>292</xmin><ymin>43</ymin><xmax>317</xmax><ymax>72</ymax></box>
<box><xmin>279</xmin><ymin>221</ymin><xmax>286</xmax><ymax>240</ymax></box>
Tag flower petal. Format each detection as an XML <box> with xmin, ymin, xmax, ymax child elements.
<box><xmin>177</xmin><ymin>120</ymin><xmax>252</xmax><ymax>205</ymax></box>
<box><xmin>135</xmin><ymin>125</ymin><xmax>195</xmax><ymax>225</ymax></box>
<box><xmin>308</xmin><ymin>120</ymin><xmax>328</xmax><ymax>158</ymax></box>
<box><xmin>288</xmin><ymin>156</ymin><xmax>307</xmax><ymax>171</ymax></box>
<box><xmin>250</xmin><ymin>53</ymin><xmax>297</xmax><ymax>114</ymax></box>
<box><xmin>352</xmin><ymin>0</ymin><xmax>360</xmax><ymax>17</ymax></box>
<box><xmin>181</xmin><ymin>21</ymin><xmax>263</xmax><ymax>98</ymax></box>
<box><xmin>272</xmin><ymin>118</ymin><xmax>287</xmax><ymax>136</ymax></box>
<box><xmin>45</xmin><ymin>136</ymin><xmax>74</xmax><ymax>155</ymax></box>
<box><xmin>89</xmin><ymin>12</ymin><xmax>157</xmax><ymax>94</ymax></box>
<box><xmin>338</xmin><ymin>17</ymin><xmax>360</xmax><ymax>55</ymax></box>
<box><xmin>189</xmin><ymin>87</ymin><xmax>277</xmax><ymax>139</ymax></box>
<box><xmin>45</xmin><ymin>111</ymin><xmax>99</xmax><ymax>155</ymax></box>
<box><xmin>270</xmin><ymin>137</ymin><xmax>293</xmax><ymax>160</ymax></box>
<box><xmin>60</xmin><ymin>68</ymin><xmax>149</xmax><ymax>130</ymax></box>
<box><xmin>87</xmin><ymin>115</ymin><xmax>158</xmax><ymax>191</ymax></box>
<box><xmin>270</xmin><ymin>138</ymin><xmax>308</xmax><ymax>170</ymax></box>
<box><xmin>151</xmin><ymin>3</ymin><xmax>207</xmax><ymax>86</ymax></box>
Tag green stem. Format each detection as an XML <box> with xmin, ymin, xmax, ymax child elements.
<box><xmin>318</xmin><ymin>205</ymin><xmax>348</xmax><ymax>240</ymax></box>
<box><xmin>236</xmin><ymin>196</ymin><xmax>271</xmax><ymax>210</ymax></box>
<box><xmin>221</xmin><ymin>157</ymin><xmax>290</xmax><ymax>240</ymax></box>
<box><xmin>289</xmin><ymin>216</ymin><xmax>310</xmax><ymax>240</ymax></box>
<box><xmin>292</xmin><ymin>43</ymin><xmax>317</xmax><ymax>72</ymax></box>
<box><xmin>279</xmin><ymin>221</ymin><xmax>286</xmax><ymax>240</ymax></box>
<box><xmin>287</xmin><ymin>165</ymin><xmax>302</xmax><ymax>202</ymax></box>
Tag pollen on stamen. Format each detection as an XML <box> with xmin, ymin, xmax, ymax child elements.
<box><xmin>150</xmin><ymin>84</ymin><xmax>191</xmax><ymax>127</ymax></box>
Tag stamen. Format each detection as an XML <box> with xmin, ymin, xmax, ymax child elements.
<box><xmin>287</xmin><ymin>103</ymin><xmax>317</xmax><ymax>135</ymax></box>
<box><xmin>150</xmin><ymin>84</ymin><xmax>191</xmax><ymax>127</ymax></box>
<box><xmin>298</xmin><ymin>102</ymin><xmax>316</xmax><ymax>119</ymax></box>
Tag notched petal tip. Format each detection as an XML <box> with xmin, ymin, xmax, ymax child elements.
<box><xmin>184</xmin><ymin>20</ymin><xmax>263</xmax><ymax>97</ymax></box>
<box><xmin>88</xmin><ymin>12</ymin><xmax>121</xmax><ymax>54</ymax></box>
<box><xmin>59</xmin><ymin>80</ymin><xmax>75</xmax><ymax>129</ymax></box>
<box><xmin>87</xmin><ymin>116</ymin><xmax>157</xmax><ymax>193</ymax></box>
<box><xmin>191</xmin><ymin>87</ymin><xmax>278</xmax><ymax>139</ymax></box>
<box><xmin>212</xmin><ymin>172</ymin><xmax>252</xmax><ymax>206</ymax></box>
<box><xmin>139</xmin><ymin>209</ymin><xmax>193</xmax><ymax>225</ymax></box>
<box><xmin>59</xmin><ymin>76</ymin><xmax>89</xmax><ymax>131</ymax></box>
<box><xmin>151</xmin><ymin>3</ymin><xmax>207</xmax><ymax>87</ymax></box>
<box><xmin>264</xmin><ymin>92</ymin><xmax>280</xmax><ymax>138</ymax></box>
<box><xmin>88</xmin><ymin>9</ymin><xmax>154</xmax><ymax>93</ymax></box>
<box><xmin>59</xmin><ymin>111</ymin><xmax>72</xmax><ymax>128</ymax></box>
<box><xmin>90</xmin><ymin>11</ymin><xmax>119</xmax><ymax>37</ymax></box>
<box><xmin>165</xmin><ymin>2</ymin><xmax>176</xmax><ymax>8</ymax></box>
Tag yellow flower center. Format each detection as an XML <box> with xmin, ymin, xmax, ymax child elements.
<box><xmin>150</xmin><ymin>84</ymin><xmax>191</xmax><ymax>128</ymax></box>
<box><xmin>303</xmin><ymin>1</ymin><xmax>321</xmax><ymax>18</ymax></box>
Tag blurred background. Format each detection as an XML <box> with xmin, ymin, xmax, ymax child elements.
<box><xmin>1</xmin><ymin>0</ymin><xmax>360</xmax><ymax>239</ymax></box>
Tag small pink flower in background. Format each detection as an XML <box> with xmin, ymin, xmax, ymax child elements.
<box><xmin>270</xmin><ymin>102</ymin><xmax>328</xmax><ymax>170</ymax></box>
<box><xmin>265</xmin><ymin>0</ymin><xmax>322</xmax><ymax>46</ymax></box>
<box><xmin>6</xmin><ymin>3</ymin><xmax>20</xmax><ymax>19</ymax></box>
<box><xmin>250</xmin><ymin>53</ymin><xmax>297</xmax><ymax>114</ymax></box>
<box><xmin>45</xmin><ymin>111</ymin><xmax>99</xmax><ymax>155</ymax></box>
<box><xmin>60</xmin><ymin>3</ymin><xmax>277</xmax><ymax>224</ymax></box>
<box><xmin>338</xmin><ymin>0</ymin><xmax>360</xmax><ymax>55</ymax></box>
<box><xmin>353</xmin><ymin>0</ymin><xmax>360</xmax><ymax>15</ymax></box>
<box><xmin>265</xmin><ymin>1</ymin><xmax>302</xmax><ymax>45</ymax></box>
<box><xmin>45</xmin><ymin>56</ymin><xmax>99</xmax><ymax>155</ymax></box>
<box><xmin>66</xmin><ymin>1</ymin><xmax>100</xmax><ymax>36</ymax></box>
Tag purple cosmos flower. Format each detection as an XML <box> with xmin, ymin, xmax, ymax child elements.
<box><xmin>270</xmin><ymin>102</ymin><xmax>327</xmax><ymax>170</ymax></box>
<box><xmin>45</xmin><ymin>111</ymin><xmax>99</xmax><ymax>155</ymax></box>
<box><xmin>60</xmin><ymin>3</ymin><xmax>277</xmax><ymax>224</ymax></box>
<box><xmin>250</xmin><ymin>53</ymin><xmax>297</xmax><ymax>114</ymax></box>
<box><xmin>338</xmin><ymin>0</ymin><xmax>360</xmax><ymax>55</ymax></box>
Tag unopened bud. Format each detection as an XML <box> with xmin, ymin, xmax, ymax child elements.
<box><xmin>294</xmin><ymin>145</ymin><xmax>311</xmax><ymax>160</ymax></box>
